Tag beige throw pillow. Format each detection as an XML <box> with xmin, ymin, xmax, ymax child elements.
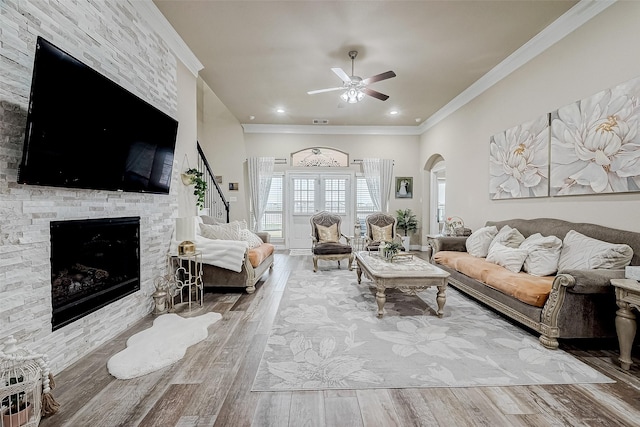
<box><xmin>239</xmin><ymin>228</ymin><xmax>264</xmax><ymax>249</ymax></box>
<box><xmin>488</xmin><ymin>225</ymin><xmax>525</xmax><ymax>253</ymax></box>
<box><xmin>199</xmin><ymin>222</ymin><xmax>240</xmax><ymax>240</ymax></box>
<box><xmin>317</xmin><ymin>223</ymin><xmax>340</xmax><ymax>243</ymax></box>
<box><xmin>486</xmin><ymin>242</ymin><xmax>528</xmax><ymax>273</ymax></box>
<box><xmin>465</xmin><ymin>225</ymin><xmax>498</xmax><ymax>257</ymax></box>
<box><xmin>372</xmin><ymin>224</ymin><xmax>393</xmax><ymax>242</ymax></box>
<box><xmin>558</xmin><ymin>230</ymin><xmax>633</xmax><ymax>270</ymax></box>
<box><xmin>519</xmin><ymin>233</ymin><xmax>562</xmax><ymax>276</ymax></box>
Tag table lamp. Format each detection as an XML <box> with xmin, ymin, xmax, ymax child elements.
<box><xmin>176</xmin><ymin>216</ymin><xmax>196</xmax><ymax>255</ymax></box>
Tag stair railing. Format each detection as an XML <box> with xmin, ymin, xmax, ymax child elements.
<box><xmin>196</xmin><ymin>142</ymin><xmax>230</xmax><ymax>223</ymax></box>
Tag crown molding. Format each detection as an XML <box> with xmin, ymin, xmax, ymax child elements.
<box><xmin>418</xmin><ymin>0</ymin><xmax>616</xmax><ymax>133</ymax></box>
<box><xmin>241</xmin><ymin>123</ymin><xmax>423</xmax><ymax>136</ymax></box>
<box><xmin>131</xmin><ymin>0</ymin><xmax>203</xmax><ymax>76</ymax></box>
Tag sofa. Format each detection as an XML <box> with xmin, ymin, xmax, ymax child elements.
<box><xmin>200</xmin><ymin>230</ymin><xmax>274</xmax><ymax>293</ymax></box>
<box><xmin>171</xmin><ymin>216</ymin><xmax>275</xmax><ymax>294</ymax></box>
<box><xmin>429</xmin><ymin>218</ymin><xmax>640</xmax><ymax>349</ymax></box>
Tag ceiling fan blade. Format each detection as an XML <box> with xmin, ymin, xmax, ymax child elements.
<box><xmin>331</xmin><ymin>67</ymin><xmax>352</xmax><ymax>83</ymax></box>
<box><xmin>307</xmin><ymin>87</ymin><xmax>344</xmax><ymax>95</ymax></box>
<box><xmin>362</xmin><ymin>70</ymin><xmax>396</xmax><ymax>85</ymax></box>
<box><xmin>362</xmin><ymin>87</ymin><xmax>389</xmax><ymax>101</ymax></box>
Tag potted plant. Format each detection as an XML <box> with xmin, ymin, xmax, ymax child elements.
<box><xmin>2</xmin><ymin>376</ymin><xmax>31</xmax><ymax>427</ymax></box>
<box><xmin>181</xmin><ymin>168</ymin><xmax>207</xmax><ymax>210</ymax></box>
<box><xmin>396</xmin><ymin>209</ymin><xmax>418</xmax><ymax>249</ymax></box>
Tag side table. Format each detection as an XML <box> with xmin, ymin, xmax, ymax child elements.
<box><xmin>610</xmin><ymin>278</ymin><xmax>640</xmax><ymax>370</ymax></box>
<box><xmin>168</xmin><ymin>251</ymin><xmax>204</xmax><ymax>310</ymax></box>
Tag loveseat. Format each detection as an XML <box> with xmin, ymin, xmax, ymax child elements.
<box><xmin>429</xmin><ymin>218</ymin><xmax>640</xmax><ymax>349</ymax></box>
<box><xmin>171</xmin><ymin>216</ymin><xmax>275</xmax><ymax>294</ymax></box>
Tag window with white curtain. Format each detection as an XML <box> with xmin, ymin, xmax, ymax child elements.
<box><xmin>356</xmin><ymin>176</ymin><xmax>376</xmax><ymax>236</ymax></box>
<box><xmin>253</xmin><ymin>174</ymin><xmax>283</xmax><ymax>238</ymax></box>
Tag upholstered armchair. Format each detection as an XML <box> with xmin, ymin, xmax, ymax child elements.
<box><xmin>310</xmin><ymin>211</ymin><xmax>354</xmax><ymax>272</ymax></box>
<box><xmin>364</xmin><ymin>212</ymin><xmax>405</xmax><ymax>251</ymax></box>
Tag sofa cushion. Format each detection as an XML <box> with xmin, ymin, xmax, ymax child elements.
<box><xmin>239</xmin><ymin>228</ymin><xmax>264</xmax><ymax>249</ymax></box>
<box><xmin>434</xmin><ymin>251</ymin><xmax>554</xmax><ymax>307</ymax></box>
<box><xmin>558</xmin><ymin>230</ymin><xmax>634</xmax><ymax>270</ymax></box>
<box><xmin>316</xmin><ymin>223</ymin><xmax>340</xmax><ymax>243</ymax></box>
<box><xmin>313</xmin><ymin>242</ymin><xmax>352</xmax><ymax>255</ymax></box>
<box><xmin>372</xmin><ymin>224</ymin><xmax>393</xmax><ymax>242</ymax></box>
<box><xmin>465</xmin><ymin>225</ymin><xmax>498</xmax><ymax>257</ymax></box>
<box><xmin>486</xmin><ymin>242</ymin><xmax>528</xmax><ymax>273</ymax></box>
<box><xmin>200</xmin><ymin>222</ymin><xmax>241</xmax><ymax>240</ymax></box>
<box><xmin>248</xmin><ymin>243</ymin><xmax>275</xmax><ymax>268</ymax></box>
<box><xmin>519</xmin><ymin>233</ymin><xmax>562</xmax><ymax>276</ymax></box>
<box><xmin>489</xmin><ymin>225</ymin><xmax>525</xmax><ymax>253</ymax></box>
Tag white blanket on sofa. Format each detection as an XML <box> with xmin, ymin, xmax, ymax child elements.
<box><xmin>170</xmin><ymin>236</ymin><xmax>248</xmax><ymax>273</ymax></box>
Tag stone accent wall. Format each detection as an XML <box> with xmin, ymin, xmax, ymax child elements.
<box><xmin>0</xmin><ymin>0</ymin><xmax>179</xmax><ymax>373</ymax></box>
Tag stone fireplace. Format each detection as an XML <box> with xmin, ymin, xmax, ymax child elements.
<box><xmin>50</xmin><ymin>217</ymin><xmax>141</xmax><ymax>330</ymax></box>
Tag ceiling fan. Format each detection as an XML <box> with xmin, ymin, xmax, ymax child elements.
<box><xmin>307</xmin><ymin>50</ymin><xmax>396</xmax><ymax>103</ymax></box>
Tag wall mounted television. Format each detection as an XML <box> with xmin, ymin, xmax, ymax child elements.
<box><xmin>18</xmin><ymin>36</ymin><xmax>179</xmax><ymax>194</ymax></box>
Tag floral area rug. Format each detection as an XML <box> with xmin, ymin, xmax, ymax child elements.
<box><xmin>251</xmin><ymin>269</ymin><xmax>613</xmax><ymax>391</ymax></box>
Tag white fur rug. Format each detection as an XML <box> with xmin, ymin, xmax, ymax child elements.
<box><xmin>107</xmin><ymin>312</ymin><xmax>221</xmax><ymax>379</ymax></box>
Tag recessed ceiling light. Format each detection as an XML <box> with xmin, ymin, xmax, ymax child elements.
<box><xmin>249</xmin><ymin>115</ymin><xmax>255</xmax><ymax>120</ymax></box>
<box><xmin>415</xmin><ymin>118</ymin><xmax>422</xmax><ymax>123</ymax></box>
<box><xmin>389</xmin><ymin>110</ymin><xmax>399</xmax><ymax>115</ymax></box>
<box><xmin>276</xmin><ymin>108</ymin><xmax>285</xmax><ymax>114</ymax></box>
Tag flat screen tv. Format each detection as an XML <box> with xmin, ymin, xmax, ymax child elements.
<box><xmin>18</xmin><ymin>37</ymin><xmax>178</xmax><ymax>194</ymax></box>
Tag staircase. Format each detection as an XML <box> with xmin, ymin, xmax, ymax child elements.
<box><xmin>196</xmin><ymin>142</ymin><xmax>230</xmax><ymax>222</ymax></box>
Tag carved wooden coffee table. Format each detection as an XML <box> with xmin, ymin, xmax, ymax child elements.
<box><xmin>355</xmin><ymin>251</ymin><xmax>450</xmax><ymax>317</ymax></box>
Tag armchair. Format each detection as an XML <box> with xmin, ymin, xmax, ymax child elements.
<box><xmin>364</xmin><ymin>212</ymin><xmax>405</xmax><ymax>252</ymax></box>
<box><xmin>310</xmin><ymin>211</ymin><xmax>354</xmax><ymax>272</ymax></box>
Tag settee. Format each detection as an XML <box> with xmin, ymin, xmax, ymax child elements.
<box><xmin>429</xmin><ymin>218</ymin><xmax>640</xmax><ymax>349</ymax></box>
<box><xmin>171</xmin><ymin>216</ymin><xmax>275</xmax><ymax>294</ymax></box>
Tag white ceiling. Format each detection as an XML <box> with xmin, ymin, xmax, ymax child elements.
<box><xmin>153</xmin><ymin>0</ymin><xmax>578</xmax><ymax>128</ymax></box>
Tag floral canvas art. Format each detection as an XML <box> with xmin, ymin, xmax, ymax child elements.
<box><xmin>489</xmin><ymin>114</ymin><xmax>550</xmax><ymax>199</ymax></box>
<box><xmin>550</xmin><ymin>75</ymin><xmax>640</xmax><ymax>196</ymax></box>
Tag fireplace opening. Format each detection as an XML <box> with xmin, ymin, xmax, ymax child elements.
<box><xmin>50</xmin><ymin>216</ymin><xmax>140</xmax><ymax>330</ymax></box>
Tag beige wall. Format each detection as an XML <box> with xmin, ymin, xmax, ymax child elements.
<box><xmin>197</xmin><ymin>78</ymin><xmax>248</xmax><ymax>221</ymax></box>
<box><xmin>419</xmin><ymin>1</ymin><xmax>640</xmax><ymax>233</ymax></box>
<box><xmin>244</xmin><ymin>133</ymin><xmax>422</xmax><ymax>241</ymax></box>
<box><xmin>176</xmin><ymin>61</ymin><xmax>199</xmax><ymax>218</ymax></box>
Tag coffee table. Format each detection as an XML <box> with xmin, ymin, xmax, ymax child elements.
<box><xmin>355</xmin><ymin>251</ymin><xmax>450</xmax><ymax>317</ymax></box>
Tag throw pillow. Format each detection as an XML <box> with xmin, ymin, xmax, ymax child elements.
<box><xmin>465</xmin><ymin>225</ymin><xmax>498</xmax><ymax>257</ymax></box>
<box><xmin>519</xmin><ymin>233</ymin><xmax>563</xmax><ymax>276</ymax></box>
<box><xmin>372</xmin><ymin>224</ymin><xmax>393</xmax><ymax>242</ymax></box>
<box><xmin>488</xmin><ymin>225</ymin><xmax>525</xmax><ymax>253</ymax></box>
<box><xmin>199</xmin><ymin>222</ymin><xmax>241</xmax><ymax>240</ymax></box>
<box><xmin>239</xmin><ymin>228</ymin><xmax>264</xmax><ymax>249</ymax></box>
<box><xmin>486</xmin><ymin>242</ymin><xmax>528</xmax><ymax>273</ymax></box>
<box><xmin>317</xmin><ymin>223</ymin><xmax>340</xmax><ymax>243</ymax></box>
<box><xmin>558</xmin><ymin>230</ymin><xmax>634</xmax><ymax>270</ymax></box>
<box><xmin>200</xmin><ymin>215</ymin><xmax>222</xmax><ymax>225</ymax></box>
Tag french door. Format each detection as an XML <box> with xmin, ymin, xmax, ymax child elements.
<box><xmin>286</xmin><ymin>172</ymin><xmax>353</xmax><ymax>249</ymax></box>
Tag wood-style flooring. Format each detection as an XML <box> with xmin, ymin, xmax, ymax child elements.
<box><xmin>40</xmin><ymin>251</ymin><xmax>640</xmax><ymax>427</ymax></box>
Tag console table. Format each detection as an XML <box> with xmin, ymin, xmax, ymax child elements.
<box><xmin>610</xmin><ymin>278</ymin><xmax>640</xmax><ymax>370</ymax></box>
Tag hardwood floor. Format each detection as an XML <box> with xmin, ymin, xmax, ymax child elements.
<box><xmin>40</xmin><ymin>251</ymin><xmax>640</xmax><ymax>427</ymax></box>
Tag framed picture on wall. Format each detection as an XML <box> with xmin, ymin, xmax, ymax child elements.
<box><xmin>395</xmin><ymin>177</ymin><xmax>413</xmax><ymax>198</ymax></box>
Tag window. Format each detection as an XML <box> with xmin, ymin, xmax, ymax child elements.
<box><xmin>355</xmin><ymin>176</ymin><xmax>376</xmax><ymax>236</ymax></box>
<box><xmin>292</xmin><ymin>177</ymin><xmax>315</xmax><ymax>214</ymax></box>
<box><xmin>323</xmin><ymin>178</ymin><xmax>347</xmax><ymax>214</ymax></box>
<box><xmin>259</xmin><ymin>174</ymin><xmax>283</xmax><ymax>238</ymax></box>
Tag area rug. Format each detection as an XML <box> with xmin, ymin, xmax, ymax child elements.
<box><xmin>251</xmin><ymin>270</ymin><xmax>613</xmax><ymax>391</ymax></box>
<box><xmin>107</xmin><ymin>312</ymin><xmax>221</xmax><ymax>379</ymax></box>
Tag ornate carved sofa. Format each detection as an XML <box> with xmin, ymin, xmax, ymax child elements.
<box><xmin>429</xmin><ymin>218</ymin><xmax>640</xmax><ymax>349</ymax></box>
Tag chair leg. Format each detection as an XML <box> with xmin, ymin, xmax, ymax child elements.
<box><xmin>338</xmin><ymin>260</ymin><xmax>341</xmax><ymax>269</ymax></box>
<box><xmin>313</xmin><ymin>256</ymin><xmax>318</xmax><ymax>272</ymax></box>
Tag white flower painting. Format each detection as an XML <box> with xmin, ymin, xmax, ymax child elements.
<box><xmin>550</xmin><ymin>76</ymin><xmax>640</xmax><ymax>196</ymax></box>
<box><xmin>489</xmin><ymin>114</ymin><xmax>550</xmax><ymax>199</ymax></box>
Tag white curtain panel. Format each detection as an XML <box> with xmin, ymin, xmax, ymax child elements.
<box><xmin>248</xmin><ymin>157</ymin><xmax>275</xmax><ymax>231</ymax></box>
<box><xmin>380</xmin><ymin>159</ymin><xmax>394</xmax><ymax>213</ymax></box>
<box><xmin>363</xmin><ymin>158</ymin><xmax>394</xmax><ymax>213</ymax></box>
<box><xmin>362</xmin><ymin>158</ymin><xmax>381</xmax><ymax>211</ymax></box>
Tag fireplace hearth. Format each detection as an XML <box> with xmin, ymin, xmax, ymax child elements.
<box><xmin>50</xmin><ymin>217</ymin><xmax>140</xmax><ymax>330</ymax></box>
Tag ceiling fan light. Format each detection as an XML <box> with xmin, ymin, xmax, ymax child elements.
<box><xmin>340</xmin><ymin>91</ymin><xmax>349</xmax><ymax>102</ymax></box>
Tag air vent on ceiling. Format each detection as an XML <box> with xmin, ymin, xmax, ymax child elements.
<box><xmin>312</xmin><ymin>119</ymin><xmax>329</xmax><ymax>125</ymax></box>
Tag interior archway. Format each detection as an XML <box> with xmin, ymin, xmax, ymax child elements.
<box><xmin>423</xmin><ymin>154</ymin><xmax>446</xmax><ymax>235</ymax></box>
